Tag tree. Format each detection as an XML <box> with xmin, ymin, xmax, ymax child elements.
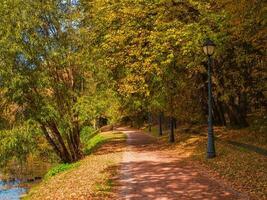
<box><xmin>0</xmin><ymin>0</ymin><xmax>108</xmax><ymax>163</ymax></box>
<box><xmin>90</xmin><ymin>0</ymin><xmax>266</xmax><ymax>130</ymax></box>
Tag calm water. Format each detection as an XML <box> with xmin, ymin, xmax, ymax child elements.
<box><xmin>0</xmin><ymin>179</ymin><xmax>27</xmax><ymax>200</ymax></box>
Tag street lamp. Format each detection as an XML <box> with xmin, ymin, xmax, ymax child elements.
<box><xmin>203</xmin><ymin>38</ymin><xmax>216</xmax><ymax>158</ymax></box>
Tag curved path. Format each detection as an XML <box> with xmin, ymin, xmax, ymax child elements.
<box><xmin>116</xmin><ymin>127</ymin><xmax>248</xmax><ymax>200</ymax></box>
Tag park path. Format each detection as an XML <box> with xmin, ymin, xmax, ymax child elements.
<box><xmin>116</xmin><ymin>127</ymin><xmax>248</xmax><ymax>200</ymax></box>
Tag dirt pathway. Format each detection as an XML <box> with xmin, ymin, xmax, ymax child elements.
<box><xmin>116</xmin><ymin>127</ymin><xmax>248</xmax><ymax>200</ymax></box>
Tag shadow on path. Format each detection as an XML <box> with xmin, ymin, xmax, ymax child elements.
<box><xmin>116</xmin><ymin>127</ymin><xmax>248</xmax><ymax>200</ymax></box>
<box><xmin>226</xmin><ymin>140</ymin><xmax>267</xmax><ymax>156</ymax></box>
<box><xmin>119</xmin><ymin>160</ymin><xmax>241</xmax><ymax>200</ymax></box>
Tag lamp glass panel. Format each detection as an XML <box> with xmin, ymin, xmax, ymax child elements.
<box><xmin>207</xmin><ymin>45</ymin><xmax>215</xmax><ymax>55</ymax></box>
<box><xmin>203</xmin><ymin>46</ymin><xmax>208</xmax><ymax>55</ymax></box>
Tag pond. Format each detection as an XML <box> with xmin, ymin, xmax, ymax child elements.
<box><xmin>0</xmin><ymin>159</ymin><xmax>52</xmax><ymax>199</ymax></box>
<box><xmin>0</xmin><ymin>179</ymin><xmax>27</xmax><ymax>200</ymax></box>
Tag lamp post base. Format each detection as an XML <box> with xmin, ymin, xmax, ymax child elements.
<box><xmin>207</xmin><ymin>152</ymin><xmax>216</xmax><ymax>158</ymax></box>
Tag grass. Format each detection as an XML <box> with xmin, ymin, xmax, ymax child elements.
<box><xmin>84</xmin><ymin>131</ymin><xmax>126</xmax><ymax>155</ymax></box>
<box><xmin>84</xmin><ymin>134</ymin><xmax>108</xmax><ymax>155</ymax></box>
<box><xmin>148</xmin><ymin>124</ymin><xmax>267</xmax><ymax>199</ymax></box>
<box><xmin>23</xmin><ymin>131</ymin><xmax>126</xmax><ymax>200</ymax></box>
<box><xmin>44</xmin><ymin>162</ymin><xmax>80</xmax><ymax>179</ymax></box>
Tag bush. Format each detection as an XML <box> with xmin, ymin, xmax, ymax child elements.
<box><xmin>80</xmin><ymin>126</ymin><xmax>98</xmax><ymax>145</ymax></box>
<box><xmin>0</xmin><ymin>122</ymin><xmax>39</xmax><ymax>167</ymax></box>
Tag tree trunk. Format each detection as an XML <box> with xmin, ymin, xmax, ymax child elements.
<box><xmin>40</xmin><ymin>124</ymin><xmax>64</xmax><ymax>161</ymax></box>
<box><xmin>212</xmin><ymin>97</ymin><xmax>226</xmax><ymax>126</ymax></box>
<box><xmin>49</xmin><ymin>122</ymin><xmax>72</xmax><ymax>162</ymax></box>
<box><xmin>158</xmin><ymin>112</ymin><xmax>163</xmax><ymax>136</ymax></box>
<box><xmin>169</xmin><ymin>117</ymin><xmax>175</xmax><ymax>143</ymax></box>
<box><xmin>226</xmin><ymin>96</ymin><xmax>249</xmax><ymax>128</ymax></box>
<box><xmin>72</xmin><ymin>122</ymin><xmax>83</xmax><ymax>160</ymax></box>
<box><xmin>148</xmin><ymin>113</ymin><xmax>152</xmax><ymax>132</ymax></box>
<box><xmin>217</xmin><ymin>100</ymin><xmax>226</xmax><ymax>126</ymax></box>
<box><xmin>66</xmin><ymin>134</ymin><xmax>77</xmax><ymax>161</ymax></box>
<box><xmin>40</xmin><ymin>123</ymin><xmax>72</xmax><ymax>163</ymax></box>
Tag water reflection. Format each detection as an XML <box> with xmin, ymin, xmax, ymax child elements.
<box><xmin>0</xmin><ymin>179</ymin><xmax>27</xmax><ymax>200</ymax></box>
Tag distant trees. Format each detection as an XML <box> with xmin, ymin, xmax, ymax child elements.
<box><xmin>91</xmin><ymin>0</ymin><xmax>266</xmax><ymax>134</ymax></box>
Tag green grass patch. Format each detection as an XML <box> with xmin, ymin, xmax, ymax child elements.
<box><xmin>84</xmin><ymin>131</ymin><xmax>126</xmax><ymax>155</ymax></box>
<box><xmin>44</xmin><ymin>162</ymin><xmax>80</xmax><ymax>179</ymax></box>
<box><xmin>84</xmin><ymin>134</ymin><xmax>107</xmax><ymax>155</ymax></box>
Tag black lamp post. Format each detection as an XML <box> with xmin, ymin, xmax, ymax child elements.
<box><xmin>203</xmin><ymin>38</ymin><xmax>216</xmax><ymax>158</ymax></box>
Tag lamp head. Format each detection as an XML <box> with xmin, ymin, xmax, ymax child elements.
<box><xmin>203</xmin><ymin>38</ymin><xmax>216</xmax><ymax>56</ymax></box>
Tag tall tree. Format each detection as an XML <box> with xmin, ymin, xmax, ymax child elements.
<box><xmin>0</xmin><ymin>0</ymin><xmax>109</xmax><ymax>163</ymax></box>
